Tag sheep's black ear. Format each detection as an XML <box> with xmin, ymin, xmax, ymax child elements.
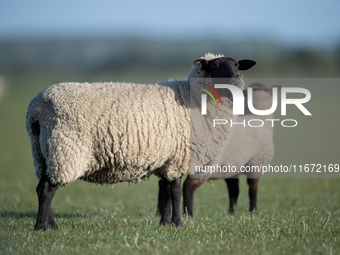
<box><xmin>193</xmin><ymin>59</ymin><xmax>217</xmax><ymax>71</ymax></box>
<box><xmin>238</xmin><ymin>59</ymin><xmax>256</xmax><ymax>70</ymax></box>
<box><xmin>193</xmin><ymin>59</ymin><xmax>208</xmax><ymax>70</ymax></box>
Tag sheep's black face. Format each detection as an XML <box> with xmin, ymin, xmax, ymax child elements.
<box><xmin>193</xmin><ymin>57</ymin><xmax>256</xmax><ymax>100</ymax></box>
<box><xmin>193</xmin><ymin>57</ymin><xmax>256</xmax><ymax>85</ymax></box>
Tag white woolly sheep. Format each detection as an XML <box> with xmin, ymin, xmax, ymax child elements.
<box><xmin>180</xmin><ymin>83</ymin><xmax>280</xmax><ymax>216</ymax></box>
<box><xmin>26</xmin><ymin>53</ymin><xmax>256</xmax><ymax>229</ymax></box>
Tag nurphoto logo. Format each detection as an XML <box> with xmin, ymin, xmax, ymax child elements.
<box><xmin>199</xmin><ymin>83</ymin><xmax>312</xmax><ymax>128</ymax></box>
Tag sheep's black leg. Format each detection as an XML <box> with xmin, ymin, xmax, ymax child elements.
<box><xmin>170</xmin><ymin>177</ymin><xmax>182</xmax><ymax>227</ymax></box>
<box><xmin>225</xmin><ymin>178</ymin><xmax>239</xmax><ymax>214</ymax></box>
<box><xmin>183</xmin><ymin>175</ymin><xmax>206</xmax><ymax>216</ymax></box>
<box><xmin>247</xmin><ymin>178</ymin><xmax>260</xmax><ymax>212</ymax></box>
<box><xmin>160</xmin><ymin>177</ymin><xmax>172</xmax><ymax>225</ymax></box>
<box><xmin>182</xmin><ymin>175</ymin><xmax>193</xmax><ymax>216</ymax></box>
<box><xmin>157</xmin><ymin>179</ymin><xmax>164</xmax><ymax>216</ymax></box>
<box><xmin>35</xmin><ymin>173</ymin><xmax>58</xmax><ymax>230</ymax></box>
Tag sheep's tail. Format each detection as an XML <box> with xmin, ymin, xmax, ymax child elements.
<box><xmin>26</xmin><ymin>116</ymin><xmax>47</xmax><ymax>182</ymax></box>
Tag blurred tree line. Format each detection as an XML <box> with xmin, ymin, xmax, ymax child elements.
<box><xmin>0</xmin><ymin>36</ymin><xmax>339</xmax><ymax>77</ymax></box>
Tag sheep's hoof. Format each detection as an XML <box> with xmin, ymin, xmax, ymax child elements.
<box><xmin>49</xmin><ymin>219</ymin><xmax>58</xmax><ymax>229</ymax></box>
<box><xmin>34</xmin><ymin>222</ymin><xmax>58</xmax><ymax>230</ymax></box>
<box><xmin>228</xmin><ymin>209</ymin><xmax>236</xmax><ymax>214</ymax></box>
<box><xmin>171</xmin><ymin>219</ymin><xmax>183</xmax><ymax>227</ymax></box>
<box><xmin>160</xmin><ymin>218</ymin><xmax>172</xmax><ymax>226</ymax></box>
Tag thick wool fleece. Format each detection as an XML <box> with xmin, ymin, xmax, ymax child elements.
<box><xmin>26</xmin><ymin>81</ymin><xmax>191</xmax><ymax>185</ymax></box>
<box><xmin>26</xmin><ymin>53</ymin><xmax>243</xmax><ymax>186</ymax></box>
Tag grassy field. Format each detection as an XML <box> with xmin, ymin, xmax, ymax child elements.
<box><xmin>0</xmin><ymin>72</ymin><xmax>339</xmax><ymax>254</ymax></box>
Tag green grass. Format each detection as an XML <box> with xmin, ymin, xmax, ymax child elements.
<box><xmin>0</xmin><ymin>72</ymin><xmax>339</xmax><ymax>254</ymax></box>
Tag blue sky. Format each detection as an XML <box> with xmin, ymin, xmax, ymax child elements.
<box><xmin>1</xmin><ymin>0</ymin><xmax>340</xmax><ymax>48</ymax></box>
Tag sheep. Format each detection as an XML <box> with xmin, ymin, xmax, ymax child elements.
<box><xmin>180</xmin><ymin>83</ymin><xmax>280</xmax><ymax>216</ymax></box>
<box><xmin>26</xmin><ymin>53</ymin><xmax>256</xmax><ymax>229</ymax></box>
